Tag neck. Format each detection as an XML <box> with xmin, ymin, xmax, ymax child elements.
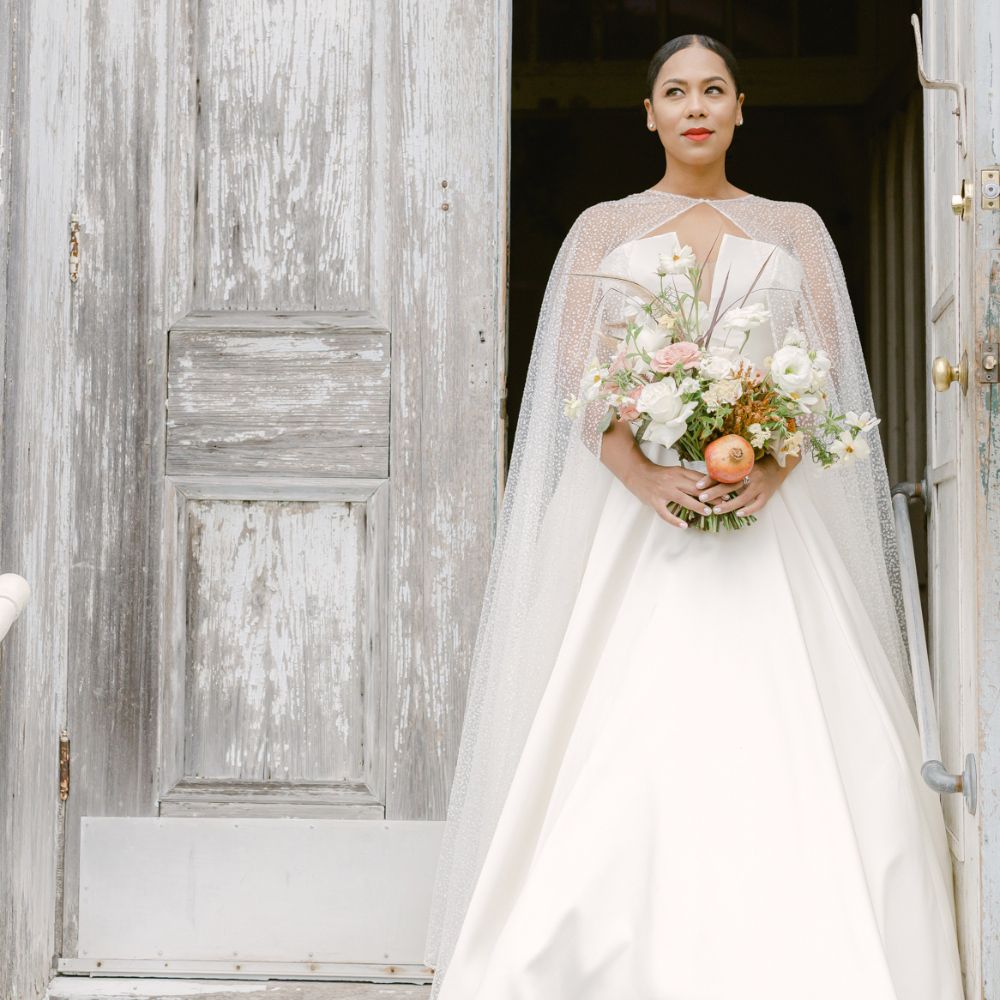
<box><xmin>651</xmin><ymin>163</ymin><xmax>737</xmax><ymax>200</ymax></box>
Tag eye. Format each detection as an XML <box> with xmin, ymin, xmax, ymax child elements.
<box><xmin>664</xmin><ymin>85</ymin><xmax>724</xmax><ymax>96</ymax></box>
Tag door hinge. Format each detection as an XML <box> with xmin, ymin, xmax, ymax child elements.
<box><xmin>69</xmin><ymin>214</ymin><xmax>80</xmax><ymax>284</ymax></box>
<box><xmin>59</xmin><ymin>729</ymin><xmax>70</xmax><ymax>800</ymax></box>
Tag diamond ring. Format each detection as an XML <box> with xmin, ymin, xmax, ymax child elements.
<box><xmin>742</xmin><ymin>474</ymin><xmax>751</xmax><ymax>486</ymax></box>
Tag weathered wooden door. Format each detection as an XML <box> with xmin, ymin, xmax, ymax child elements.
<box><xmin>57</xmin><ymin>0</ymin><xmax>508</xmax><ymax>980</ymax></box>
<box><xmin>917</xmin><ymin>3</ymin><xmax>982</xmax><ymax>997</ymax></box>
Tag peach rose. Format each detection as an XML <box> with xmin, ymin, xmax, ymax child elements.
<box><xmin>650</xmin><ymin>340</ymin><xmax>701</xmax><ymax>373</ymax></box>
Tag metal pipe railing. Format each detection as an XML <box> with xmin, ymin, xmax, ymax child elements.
<box><xmin>0</xmin><ymin>573</ymin><xmax>29</xmax><ymax>644</ymax></box>
<box><xmin>891</xmin><ymin>480</ymin><xmax>976</xmax><ymax>815</ymax></box>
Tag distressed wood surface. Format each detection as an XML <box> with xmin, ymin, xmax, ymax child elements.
<box><xmin>0</xmin><ymin>1</ymin><xmax>80</xmax><ymax>998</ymax></box>
<box><xmin>46</xmin><ymin>978</ymin><xmax>430</xmax><ymax>998</ymax></box>
<box><xmin>193</xmin><ymin>0</ymin><xmax>373</xmax><ymax>311</ymax></box>
<box><xmin>183</xmin><ymin>498</ymin><xmax>369</xmax><ymax>780</ymax></box>
<box><xmin>973</xmin><ymin>3</ymin><xmax>1000</xmax><ymax>996</ymax></box>
<box><xmin>381</xmin><ymin>0</ymin><xmax>508</xmax><ymax>824</ymax></box>
<box><xmin>167</xmin><ymin>319</ymin><xmax>390</xmax><ymax>477</ymax></box>
<box><xmin>52</xmin><ymin>0</ymin><xmax>506</xmax><ymax>973</ymax></box>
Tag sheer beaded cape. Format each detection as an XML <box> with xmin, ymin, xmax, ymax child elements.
<box><xmin>423</xmin><ymin>190</ymin><xmax>915</xmax><ymax>993</ymax></box>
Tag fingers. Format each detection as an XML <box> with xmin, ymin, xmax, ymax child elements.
<box><xmin>715</xmin><ymin>482</ymin><xmax>765</xmax><ymax>515</ymax></box>
<box><xmin>655</xmin><ymin>505</ymin><xmax>690</xmax><ymax>529</ymax></box>
<box><xmin>669</xmin><ymin>487</ymin><xmax>714</xmax><ymax>517</ymax></box>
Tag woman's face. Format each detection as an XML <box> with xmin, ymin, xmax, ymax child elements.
<box><xmin>643</xmin><ymin>44</ymin><xmax>744</xmax><ymax>165</ymax></box>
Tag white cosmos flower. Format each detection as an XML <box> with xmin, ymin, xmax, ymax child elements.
<box><xmin>721</xmin><ymin>301</ymin><xmax>770</xmax><ymax>333</ymax></box>
<box><xmin>637</xmin><ymin>379</ymin><xmax>697</xmax><ymax>449</ymax></box>
<box><xmin>845</xmin><ymin>409</ymin><xmax>880</xmax><ymax>433</ymax></box>
<box><xmin>657</xmin><ymin>245</ymin><xmax>697</xmax><ymax>276</ymax></box>
<box><xmin>580</xmin><ymin>356</ymin><xmax>608</xmax><ymax>401</ymax></box>
<box><xmin>830</xmin><ymin>429</ymin><xmax>871</xmax><ymax>463</ymax></box>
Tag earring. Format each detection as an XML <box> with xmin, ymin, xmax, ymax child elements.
<box><xmin>737</xmin><ymin>119</ymin><xmax>743</xmax><ymax>126</ymax></box>
<box><xmin>647</xmin><ymin>121</ymin><xmax>655</xmax><ymax>130</ymax></box>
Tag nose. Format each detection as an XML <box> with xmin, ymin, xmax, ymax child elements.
<box><xmin>685</xmin><ymin>95</ymin><xmax>708</xmax><ymax>117</ymax></box>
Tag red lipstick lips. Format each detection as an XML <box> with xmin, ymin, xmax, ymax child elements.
<box><xmin>682</xmin><ymin>128</ymin><xmax>713</xmax><ymax>142</ymax></box>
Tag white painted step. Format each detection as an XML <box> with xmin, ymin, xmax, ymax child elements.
<box><xmin>45</xmin><ymin>978</ymin><xmax>431</xmax><ymax>1000</ymax></box>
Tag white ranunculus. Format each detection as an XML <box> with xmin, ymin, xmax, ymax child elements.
<box><xmin>721</xmin><ymin>301</ymin><xmax>770</xmax><ymax>333</ymax></box>
<box><xmin>637</xmin><ymin>380</ymin><xmax>697</xmax><ymax>449</ymax></box>
<box><xmin>770</xmin><ymin>344</ymin><xmax>814</xmax><ymax>394</ymax></box>
<box><xmin>632</xmin><ymin>324</ymin><xmax>671</xmax><ymax>363</ymax></box>
<box><xmin>698</xmin><ymin>349</ymin><xmax>739</xmax><ymax>380</ymax></box>
<box><xmin>658</xmin><ymin>245</ymin><xmax>696</xmax><ymax>276</ymax></box>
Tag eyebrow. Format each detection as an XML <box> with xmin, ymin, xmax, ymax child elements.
<box><xmin>663</xmin><ymin>77</ymin><xmax>727</xmax><ymax>86</ymax></box>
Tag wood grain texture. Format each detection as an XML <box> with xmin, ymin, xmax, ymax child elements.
<box><xmin>0</xmin><ymin>1</ymin><xmax>79</xmax><ymax>997</ymax></box>
<box><xmin>167</xmin><ymin>316</ymin><xmax>390</xmax><ymax>477</ymax></box>
<box><xmin>193</xmin><ymin>0</ymin><xmax>373</xmax><ymax>311</ymax></box>
<box><xmin>379</xmin><ymin>0</ymin><xmax>508</xmax><ymax>823</ymax></box>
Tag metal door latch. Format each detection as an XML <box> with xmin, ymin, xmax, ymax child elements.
<box><xmin>978</xmin><ymin>342</ymin><xmax>998</xmax><ymax>384</ymax></box>
<box><xmin>983</xmin><ymin>169</ymin><xmax>1000</xmax><ymax>210</ymax></box>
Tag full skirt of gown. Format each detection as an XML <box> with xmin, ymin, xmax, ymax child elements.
<box><xmin>432</xmin><ymin>455</ymin><xmax>965</xmax><ymax>1000</ymax></box>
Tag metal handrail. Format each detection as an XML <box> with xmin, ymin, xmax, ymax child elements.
<box><xmin>891</xmin><ymin>480</ymin><xmax>976</xmax><ymax>815</ymax></box>
<box><xmin>0</xmin><ymin>573</ymin><xmax>29</xmax><ymax>644</ymax></box>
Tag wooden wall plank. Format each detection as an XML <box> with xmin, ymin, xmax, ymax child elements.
<box><xmin>0</xmin><ymin>0</ymin><xmax>79</xmax><ymax>995</ymax></box>
<box><xmin>380</xmin><ymin>0</ymin><xmax>509</xmax><ymax>821</ymax></box>
<box><xmin>193</xmin><ymin>0</ymin><xmax>373</xmax><ymax>311</ymax></box>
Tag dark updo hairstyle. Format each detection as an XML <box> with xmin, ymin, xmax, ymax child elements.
<box><xmin>646</xmin><ymin>34</ymin><xmax>744</xmax><ymax>99</ymax></box>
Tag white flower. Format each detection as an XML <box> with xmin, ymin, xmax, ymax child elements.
<box><xmin>747</xmin><ymin>422</ymin><xmax>769</xmax><ymax>448</ymax></box>
<box><xmin>678</xmin><ymin>375</ymin><xmax>701</xmax><ymax>395</ymax></box>
<box><xmin>830</xmin><ymin>429</ymin><xmax>870</xmax><ymax>464</ymax></box>
<box><xmin>770</xmin><ymin>344</ymin><xmax>814</xmax><ymax>394</ymax></box>
<box><xmin>782</xmin><ymin>326</ymin><xmax>808</xmax><ymax>348</ymax></box>
<box><xmin>702</xmin><ymin>378</ymin><xmax>743</xmax><ymax>411</ymax></box>
<box><xmin>845</xmin><ymin>409</ymin><xmax>879</xmax><ymax>433</ymax></box>
<box><xmin>637</xmin><ymin>380</ymin><xmax>697</xmax><ymax>449</ymax></box>
<box><xmin>698</xmin><ymin>349</ymin><xmax>740</xmax><ymax>380</ymax></box>
<box><xmin>810</xmin><ymin>349</ymin><xmax>832</xmax><ymax>383</ymax></box>
<box><xmin>563</xmin><ymin>395</ymin><xmax>583</xmax><ymax>418</ymax></box>
<box><xmin>580</xmin><ymin>356</ymin><xmax>608</xmax><ymax>401</ymax></box>
<box><xmin>657</xmin><ymin>245</ymin><xmax>697</xmax><ymax>276</ymax></box>
<box><xmin>720</xmin><ymin>302</ymin><xmax>770</xmax><ymax>333</ymax></box>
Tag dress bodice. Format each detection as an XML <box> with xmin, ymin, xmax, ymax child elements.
<box><xmin>598</xmin><ymin>230</ymin><xmax>804</xmax><ymax>370</ymax></box>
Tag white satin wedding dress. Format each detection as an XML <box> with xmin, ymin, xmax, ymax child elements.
<box><xmin>433</xmin><ymin>231</ymin><xmax>966</xmax><ymax>1000</ymax></box>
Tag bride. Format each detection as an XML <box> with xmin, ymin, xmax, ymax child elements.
<box><xmin>423</xmin><ymin>32</ymin><xmax>966</xmax><ymax>1000</ymax></box>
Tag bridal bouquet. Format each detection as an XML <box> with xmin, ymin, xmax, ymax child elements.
<box><xmin>564</xmin><ymin>242</ymin><xmax>881</xmax><ymax>531</ymax></box>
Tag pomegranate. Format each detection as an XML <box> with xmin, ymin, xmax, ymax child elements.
<box><xmin>704</xmin><ymin>433</ymin><xmax>754</xmax><ymax>483</ymax></box>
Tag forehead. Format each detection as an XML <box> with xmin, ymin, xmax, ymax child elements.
<box><xmin>654</xmin><ymin>45</ymin><xmax>731</xmax><ymax>84</ymax></box>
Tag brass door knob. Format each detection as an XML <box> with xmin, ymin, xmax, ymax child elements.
<box><xmin>951</xmin><ymin>179</ymin><xmax>972</xmax><ymax>219</ymax></box>
<box><xmin>931</xmin><ymin>350</ymin><xmax>968</xmax><ymax>393</ymax></box>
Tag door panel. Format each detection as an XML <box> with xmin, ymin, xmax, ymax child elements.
<box><xmin>920</xmin><ymin>1</ymin><xmax>979</xmax><ymax>996</ymax></box>
<box><xmin>61</xmin><ymin>0</ymin><xmax>508</xmax><ymax>978</ymax></box>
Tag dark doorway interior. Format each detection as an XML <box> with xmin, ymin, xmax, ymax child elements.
<box><xmin>508</xmin><ymin>0</ymin><xmax>925</xmax><ymax>480</ymax></box>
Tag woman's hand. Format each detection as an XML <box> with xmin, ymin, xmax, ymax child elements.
<box><xmin>624</xmin><ymin>459</ymin><xmax>718</xmax><ymax>529</ymax></box>
<box><xmin>692</xmin><ymin>452</ymin><xmax>801</xmax><ymax>518</ymax></box>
